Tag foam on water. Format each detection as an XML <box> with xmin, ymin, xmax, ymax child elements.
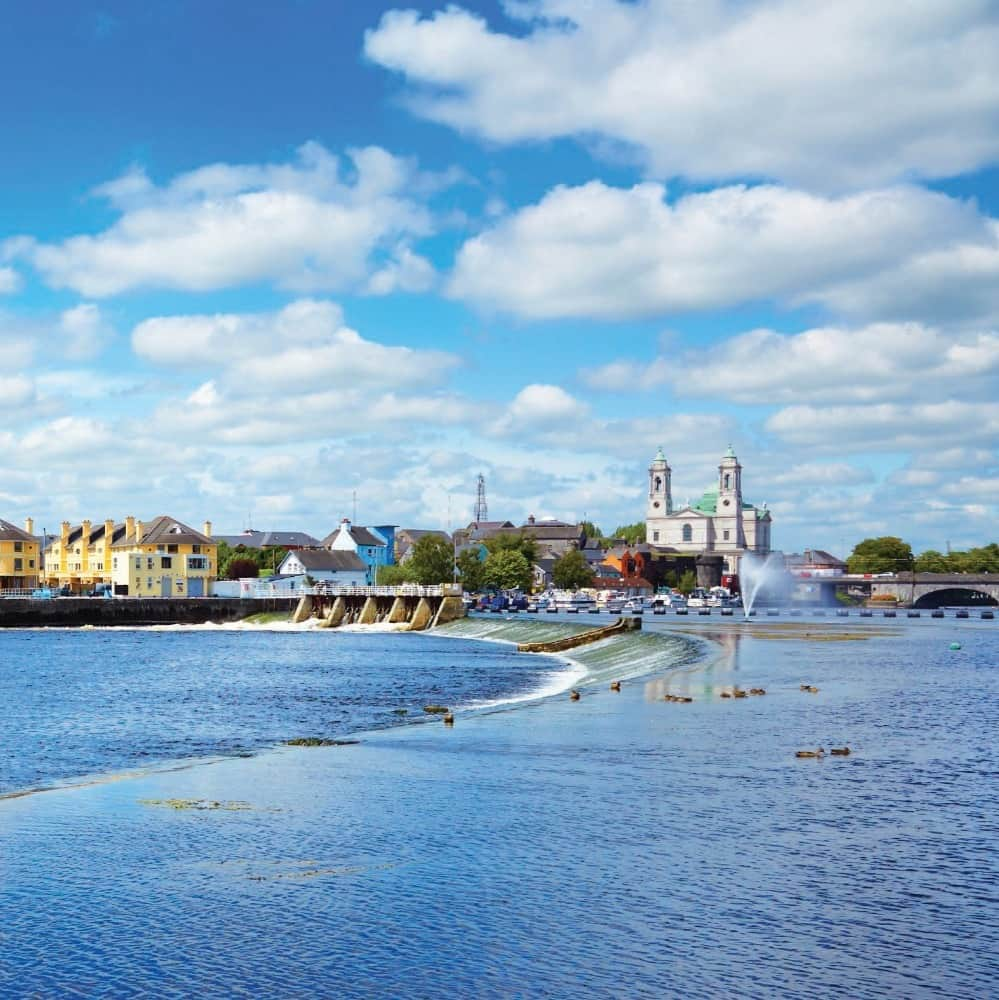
<box><xmin>438</xmin><ymin>615</ymin><xmax>705</xmax><ymax>708</ymax></box>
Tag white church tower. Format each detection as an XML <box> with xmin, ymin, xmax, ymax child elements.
<box><xmin>646</xmin><ymin>447</ymin><xmax>672</xmax><ymax>542</ymax></box>
<box><xmin>714</xmin><ymin>445</ymin><xmax>745</xmax><ymax>551</ymax></box>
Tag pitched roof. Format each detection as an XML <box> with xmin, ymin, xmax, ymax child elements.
<box><xmin>259</xmin><ymin>530</ymin><xmax>320</xmax><ymax>548</ymax></box>
<box><xmin>287</xmin><ymin>549</ymin><xmax>366</xmax><ymax>572</ymax></box>
<box><xmin>216</xmin><ymin>530</ymin><xmax>266</xmax><ymax>549</ymax></box>
<box><xmin>320</xmin><ymin>524</ymin><xmax>388</xmax><ymax>548</ymax></box>
<box><xmin>113</xmin><ymin>515</ymin><xmax>213</xmax><ymax>549</ymax></box>
<box><xmin>0</xmin><ymin>519</ymin><xmax>35</xmax><ymax>542</ymax></box>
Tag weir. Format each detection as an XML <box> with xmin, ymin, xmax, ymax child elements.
<box><xmin>293</xmin><ymin>585</ymin><xmax>466</xmax><ymax>631</ymax></box>
<box><xmin>516</xmin><ymin>614</ymin><xmax>641</xmax><ymax>653</ymax></box>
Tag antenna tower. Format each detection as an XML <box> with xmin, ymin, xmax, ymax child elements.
<box><xmin>473</xmin><ymin>473</ymin><xmax>488</xmax><ymax>523</ymax></box>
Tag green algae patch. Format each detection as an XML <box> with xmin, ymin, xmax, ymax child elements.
<box><xmin>284</xmin><ymin>737</ymin><xmax>361</xmax><ymax>747</ymax></box>
<box><xmin>139</xmin><ymin>798</ymin><xmax>254</xmax><ymax>811</ymax></box>
<box><xmin>241</xmin><ymin>611</ymin><xmax>292</xmax><ymax>625</ymax></box>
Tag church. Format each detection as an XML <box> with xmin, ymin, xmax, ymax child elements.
<box><xmin>645</xmin><ymin>446</ymin><xmax>772</xmax><ymax>577</ymax></box>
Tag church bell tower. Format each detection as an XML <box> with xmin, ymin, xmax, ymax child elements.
<box><xmin>716</xmin><ymin>445</ymin><xmax>745</xmax><ymax>550</ymax></box>
<box><xmin>647</xmin><ymin>447</ymin><xmax>672</xmax><ymax>521</ymax></box>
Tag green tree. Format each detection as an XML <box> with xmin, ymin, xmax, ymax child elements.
<box><xmin>579</xmin><ymin>520</ymin><xmax>603</xmax><ymax>541</ymax></box>
<box><xmin>456</xmin><ymin>548</ymin><xmax>486</xmax><ymax>592</ymax></box>
<box><xmin>484</xmin><ymin>530</ymin><xmax>539</xmax><ymax>566</ymax></box>
<box><xmin>226</xmin><ymin>557</ymin><xmax>261</xmax><ymax>581</ymax></box>
<box><xmin>612</xmin><ymin>522</ymin><xmax>646</xmax><ymax>545</ymax></box>
<box><xmin>376</xmin><ymin>563</ymin><xmax>411</xmax><ymax>585</ymax></box>
<box><xmin>552</xmin><ymin>549</ymin><xmax>595</xmax><ymax>590</ymax></box>
<box><xmin>914</xmin><ymin>549</ymin><xmax>948</xmax><ymax>573</ymax></box>
<box><xmin>677</xmin><ymin>569</ymin><xmax>697</xmax><ymax>595</ymax></box>
<box><xmin>406</xmin><ymin>534</ymin><xmax>455</xmax><ymax>585</ymax></box>
<box><xmin>847</xmin><ymin>536</ymin><xmax>913</xmax><ymax>574</ymax></box>
<box><xmin>483</xmin><ymin>549</ymin><xmax>532</xmax><ymax>592</ymax></box>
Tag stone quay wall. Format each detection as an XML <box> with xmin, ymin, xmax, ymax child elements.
<box><xmin>0</xmin><ymin>597</ymin><xmax>300</xmax><ymax>628</ymax></box>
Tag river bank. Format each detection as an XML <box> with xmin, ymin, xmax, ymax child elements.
<box><xmin>1</xmin><ymin>617</ymin><xmax>995</xmax><ymax>997</ymax></box>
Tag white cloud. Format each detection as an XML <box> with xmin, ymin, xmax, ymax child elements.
<box><xmin>766</xmin><ymin>401</ymin><xmax>999</xmax><ymax>451</ymax></box>
<box><xmin>448</xmin><ymin>181</ymin><xmax>994</xmax><ymax>321</ymax></box>
<box><xmin>0</xmin><ymin>267</ymin><xmax>21</xmax><ymax>294</ymax></box>
<box><xmin>0</xmin><ymin>375</ymin><xmax>36</xmax><ymax>408</ymax></box>
<box><xmin>583</xmin><ymin>323</ymin><xmax>999</xmax><ymax>403</ymax></box>
<box><xmin>16</xmin><ymin>143</ymin><xmax>437</xmax><ymax>297</ymax></box>
<box><xmin>366</xmin><ymin>0</ymin><xmax>999</xmax><ymax>189</ymax></box>
<box><xmin>133</xmin><ymin>299</ymin><xmax>461</xmax><ymax>394</ymax></box>
<box><xmin>58</xmin><ymin>303</ymin><xmax>114</xmax><ymax>359</ymax></box>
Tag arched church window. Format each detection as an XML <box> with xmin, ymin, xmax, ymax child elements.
<box><xmin>682</xmin><ymin>523</ymin><xmax>692</xmax><ymax>542</ymax></box>
<box><xmin>654</xmin><ymin>476</ymin><xmax>662</xmax><ymax>492</ymax></box>
<box><xmin>723</xmin><ymin>473</ymin><xmax>730</xmax><ymax>489</ymax></box>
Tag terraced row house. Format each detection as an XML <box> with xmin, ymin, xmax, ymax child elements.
<box><xmin>40</xmin><ymin>515</ymin><xmax>217</xmax><ymax>596</ymax></box>
<box><xmin>0</xmin><ymin>519</ymin><xmax>41</xmax><ymax>591</ymax></box>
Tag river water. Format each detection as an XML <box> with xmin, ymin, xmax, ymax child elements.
<box><xmin>0</xmin><ymin>614</ymin><xmax>996</xmax><ymax>997</ymax></box>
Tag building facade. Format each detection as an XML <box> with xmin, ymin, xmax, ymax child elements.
<box><xmin>322</xmin><ymin>520</ymin><xmax>393</xmax><ymax>584</ymax></box>
<box><xmin>645</xmin><ymin>446</ymin><xmax>772</xmax><ymax>575</ymax></box>
<box><xmin>110</xmin><ymin>516</ymin><xmax>217</xmax><ymax>597</ymax></box>
<box><xmin>0</xmin><ymin>519</ymin><xmax>40</xmax><ymax>591</ymax></box>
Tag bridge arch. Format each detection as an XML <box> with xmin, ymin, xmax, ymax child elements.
<box><xmin>913</xmin><ymin>588</ymin><xmax>998</xmax><ymax>609</ymax></box>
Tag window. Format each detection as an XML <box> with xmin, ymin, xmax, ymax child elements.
<box><xmin>723</xmin><ymin>474</ymin><xmax>730</xmax><ymax>489</ymax></box>
<box><xmin>29</xmin><ymin>559</ymin><xmax>35</xmax><ymax>568</ymax></box>
<box><xmin>682</xmin><ymin>524</ymin><xmax>693</xmax><ymax>542</ymax></box>
<box><xmin>147</xmin><ymin>557</ymin><xmax>154</xmax><ymax>570</ymax></box>
<box><xmin>652</xmin><ymin>531</ymin><xmax>660</xmax><ymax>542</ymax></box>
<box><xmin>653</xmin><ymin>476</ymin><xmax>662</xmax><ymax>492</ymax></box>
<box><xmin>723</xmin><ymin>530</ymin><xmax>730</xmax><ymax>541</ymax></box>
<box><xmin>13</xmin><ymin>541</ymin><xmax>22</xmax><ymax>552</ymax></box>
<box><xmin>146</xmin><ymin>578</ymin><xmax>153</xmax><ymax>589</ymax></box>
<box><xmin>192</xmin><ymin>544</ymin><xmax>201</xmax><ymax>554</ymax></box>
<box><xmin>168</xmin><ymin>544</ymin><xmax>178</xmax><ymax>554</ymax></box>
<box><xmin>188</xmin><ymin>556</ymin><xmax>208</xmax><ymax>570</ymax></box>
<box><xmin>176</xmin><ymin>580</ymin><xmax>184</xmax><ymax>592</ymax></box>
<box><xmin>161</xmin><ymin>557</ymin><xmax>172</xmax><ymax>569</ymax></box>
<box><xmin>14</xmin><ymin>558</ymin><xmax>22</xmax><ymax>571</ymax></box>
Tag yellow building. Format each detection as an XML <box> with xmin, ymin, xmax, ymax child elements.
<box><xmin>44</xmin><ymin>517</ymin><xmax>125</xmax><ymax>592</ymax></box>
<box><xmin>0</xmin><ymin>518</ymin><xmax>40</xmax><ymax>591</ymax></box>
<box><xmin>110</xmin><ymin>516</ymin><xmax>217</xmax><ymax>597</ymax></box>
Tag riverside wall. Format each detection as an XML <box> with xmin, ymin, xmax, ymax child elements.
<box><xmin>0</xmin><ymin>597</ymin><xmax>300</xmax><ymax>628</ymax></box>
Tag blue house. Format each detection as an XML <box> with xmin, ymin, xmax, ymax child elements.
<box><xmin>323</xmin><ymin>519</ymin><xmax>395</xmax><ymax>584</ymax></box>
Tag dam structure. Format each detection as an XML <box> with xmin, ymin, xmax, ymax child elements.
<box><xmin>292</xmin><ymin>584</ymin><xmax>467</xmax><ymax>631</ymax></box>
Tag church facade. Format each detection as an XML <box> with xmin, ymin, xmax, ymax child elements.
<box><xmin>645</xmin><ymin>446</ymin><xmax>772</xmax><ymax>575</ymax></box>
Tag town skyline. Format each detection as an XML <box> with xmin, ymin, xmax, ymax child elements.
<box><xmin>1</xmin><ymin>2</ymin><xmax>996</xmax><ymax>556</ymax></box>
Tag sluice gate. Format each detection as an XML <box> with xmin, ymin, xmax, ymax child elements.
<box><xmin>292</xmin><ymin>585</ymin><xmax>466</xmax><ymax>631</ymax></box>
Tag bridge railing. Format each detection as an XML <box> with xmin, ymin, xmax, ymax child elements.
<box><xmin>302</xmin><ymin>584</ymin><xmax>462</xmax><ymax>598</ymax></box>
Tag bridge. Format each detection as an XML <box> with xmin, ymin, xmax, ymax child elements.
<box><xmin>841</xmin><ymin>573</ymin><xmax>999</xmax><ymax>608</ymax></box>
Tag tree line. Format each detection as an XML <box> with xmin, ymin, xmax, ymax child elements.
<box><xmin>376</xmin><ymin>531</ymin><xmax>598</xmax><ymax>591</ymax></box>
<box><xmin>847</xmin><ymin>537</ymin><xmax>999</xmax><ymax>574</ymax></box>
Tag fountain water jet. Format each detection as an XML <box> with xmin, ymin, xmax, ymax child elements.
<box><xmin>740</xmin><ymin>552</ymin><xmax>782</xmax><ymax>618</ymax></box>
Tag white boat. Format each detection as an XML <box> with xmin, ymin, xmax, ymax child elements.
<box><xmin>554</xmin><ymin>590</ymin><xmax>597</xmax><ymax>613</ymax></box>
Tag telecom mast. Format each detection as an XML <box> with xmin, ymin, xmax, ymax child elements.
<box><xmin>473</xmin><ymin>473</ymin><xmax>488</xmax><ymax>523</ymax></box>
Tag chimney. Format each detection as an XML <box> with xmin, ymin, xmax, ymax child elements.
<box><xmin>82</xmin><ymin>518</ymin><xmax>92</xmax><ymax>539</ymax></box>
<box><xmin>104</xmin><ymin>519</ymin><xmax>114</xmax><ymax>539</ymax></box>
<box><xmin>24</xmin><ymin>517</ymin><xmax>33</xmax><ymax>534</ymax></box>
<box><xmin>61</xmin><ymin>520</ymin><xmax>70</xmax><ymax>542</ymax></box>
<box><xmin>135</xmin><ymin>520</ymin><xmax>144</xmax><ymax>544</ymax></box>
<box><xmin>126</xmin><ymin>516</ymin><xmax>135</xmax><ymax>540</ymax></box>
<box><xmin>528</xmin><ymin>514</ymin><xmax>536</xmax><ymax>526</ymax></box>
<box><xmin>203</xmin><ymin>520</ymin><xmax>212</xmax><ymax>538</ymax></box>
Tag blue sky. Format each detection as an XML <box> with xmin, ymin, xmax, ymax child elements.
<box><xmin>2</xmin><ymin>0</ymin><xmax>997</xmax><ymax>556</ymax></box>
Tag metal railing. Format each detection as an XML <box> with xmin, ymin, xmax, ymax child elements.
<box><xmin>303</xmin><ymin>583</ymin><xmax>462</xmax><ymax>598</ymax></box>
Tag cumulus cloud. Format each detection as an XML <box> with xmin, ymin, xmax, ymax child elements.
<box><xmin>132</xmin><ymin>299</ymin><xmax>461</xmax><ymax>396</ymax></box>
<box><xmin>448</xmin><ymin>181</ymin><xmax>996</xmax><ymax>321</ymax></box>
<box><xmin>15</xmin><ymin>143</ymin><xmax>438</xmax><ymax>297</ymax></box>
<box><xmin>582</xmin><ymin>323</ymin><xmax>999</xmax><ymax>403</ymax></box>
<box><xmin>57</xmin><ymin>304</ymin><xmax>115</xmax><ymax>359</ymax></box>
<box><xmin>366</xmin><ymin>0</ymin><xmax>999</xmax><ymax>189</ymax></box>
<box><xmin>766</xmin><ymin>401</ymin><xmax>999</xmax><ymax>451</ymax></box>
<box><xmin>0</xmin><ymin>267</ymin><xmax>21</xmax><ymax>294</ymax></box>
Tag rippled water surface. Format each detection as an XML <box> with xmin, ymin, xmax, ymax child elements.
<box><xmin>1</xmin><ymin>616</ymin><xmax>996</xmax><ymax>998</ymax></box>
<box><xmin>0</xmin><ymin>625</ymin><xmax>570</xmax><ymax>794</ymax></box>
